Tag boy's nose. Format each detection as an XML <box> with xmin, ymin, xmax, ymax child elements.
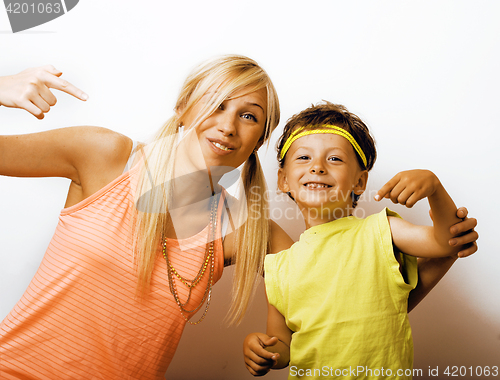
<box><xmin>311</xmin><ymin>167</ymin><xmax>325</xmax><ymax>174</ymax></box>
<box><xmin>310</xmin><ymin>161</ymin><xmax>326</xmax><ymax>174</ymax></box>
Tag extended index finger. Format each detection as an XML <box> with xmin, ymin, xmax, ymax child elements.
<box><xmin>40</xmin><ymin>70</ymin><xmax>88</xmax><ymax>101</ymax></box>
<box><xmin>375</xmin><ymin>175</ymin><xmax>401</xmax><ymax>201</ymax></box>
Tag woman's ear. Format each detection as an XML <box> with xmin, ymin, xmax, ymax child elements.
<box><xmin>353</xmin><ymin>170</ymin><xmax>368</xmax><ymax>196</ymax></box>
<box><xmin>175</xmin><ymin>106</ymin><xmax>183</xmax><ymax>124</ymax></box>
<box><xmin>277</xmin><ymin>168</ymin><xmax>290</xmax><ymax>193</ymax></box>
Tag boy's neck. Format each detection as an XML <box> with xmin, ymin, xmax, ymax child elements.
<box><xmin>301</xmin><ymin>205</ymin><xmax>354</xmax><ymax>229</ymax></box>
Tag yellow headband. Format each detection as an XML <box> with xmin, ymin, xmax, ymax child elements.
<box><xmin>280</xmin><ymin>125</ymin><xmax>367</xmax><ymax>167</ymax></box>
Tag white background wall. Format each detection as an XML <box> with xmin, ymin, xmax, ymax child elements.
<box><xmin>0</xmin><ymin>1</ymin><xmax>498</xmax><ymax>379</ymax></box>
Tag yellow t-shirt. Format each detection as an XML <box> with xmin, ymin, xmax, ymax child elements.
<box><xmin>265</xmin><ymin>208</ymin><xmax>418</xmax><ymax>380</ymax></box>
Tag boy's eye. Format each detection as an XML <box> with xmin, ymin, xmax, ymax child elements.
<box><xmin>328</xmin><ymin>156</ymin><xmax>342</xmax><ymax>162</ymax></box>
<box><xmin>297</xmin><ymin>155</ymin><xmax>310</xmax><ymax>160</ymax></box>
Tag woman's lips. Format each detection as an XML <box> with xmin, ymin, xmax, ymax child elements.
<box><xmin>207</xmin><ymin>138</ymin><xmax>235</xmax><ymax>155</ymax></box>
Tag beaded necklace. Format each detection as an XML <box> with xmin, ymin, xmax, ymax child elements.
<box><xmin>162</xmin><ymin>193</ymin><xmax>219</xmax><ymax>325</ymax></box>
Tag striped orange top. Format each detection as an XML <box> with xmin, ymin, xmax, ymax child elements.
<box><xmin>0</xmin><ymin>164</ymin><xmax>225</xmax><ymax>379</ymax></box>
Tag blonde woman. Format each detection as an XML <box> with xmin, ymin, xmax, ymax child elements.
<box><xmin>0</xmin><ymin>56</ymin><xmax>477</xmax><ymax>379</ymax></box>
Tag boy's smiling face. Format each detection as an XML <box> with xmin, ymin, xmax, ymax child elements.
<box><xmin>278</xmin><ymin>132</ymin><xmax>368</xmax><ymax>227</ymax></box>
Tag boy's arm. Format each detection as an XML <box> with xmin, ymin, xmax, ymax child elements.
<box><xmin>265</xmin><ymin>304</ymin><xmax>292</xmax><ymax>368</ymax></box>
<box><xmin>243</xmin><ymin>303</ymin><xmax>292</xmax><ymax>376</ymax></box>
<box><xmin>377</xmin><ymin>170</ymin><xmax>462</xmax><ymax>257</ymax></box>
<box><xmin>243</xmin><ymin>333</ymin><xmax>280</xmax><ymax>376</ymax></box>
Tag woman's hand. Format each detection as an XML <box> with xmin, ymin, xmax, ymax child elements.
<box><xmin>0</xmin><ymin>65</ymin><xmax>88</xmax><ymax>119</ymax></box>
<box><xmin>447</xmin><ymin>207</ymin><xmax>478</xmax><ymax>258</ymax></box>
<box><xmin>429</xmin><ymin>206</ymin><xmax>478</xmax><ymax>258</ymax></box>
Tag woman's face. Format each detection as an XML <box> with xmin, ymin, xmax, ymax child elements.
<box><xmin>181</xmin><ymin>87</ymin><xmax>267</xmax><ymax>171</ymax></box>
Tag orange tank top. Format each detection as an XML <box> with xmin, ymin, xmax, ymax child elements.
<box><xmin>0</xmin><ymin>164</ymin><xmax>225</xmax><ymax>379</ymax></box>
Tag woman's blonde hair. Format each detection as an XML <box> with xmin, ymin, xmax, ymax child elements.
<box><xmin>132</xmin><ymin>55</ymin><xmax>280</xmax><ymax>325</ymax></box>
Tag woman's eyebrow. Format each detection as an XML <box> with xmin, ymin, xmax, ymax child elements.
<box><xmin>245</xmin><ymin>102</ymin><xmax>265</xmax><ymax>113</ymax></box>
<box><xmin>250</xmin><ymin>103</ymin><xmax>266</xmax><ymax>113</ymax></box>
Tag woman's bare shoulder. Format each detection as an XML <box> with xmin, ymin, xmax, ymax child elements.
<box><xmin>62</xmin><ymin>126</ymin><xmax>134</xmax><ymax>206</ymax></box>
<box><xmin>72</xmin><ymin>126</ymin><xmax>132</xmax><ymax>160</ymax></box>
<box><xmin>70</xmin><ymin>126</ymin><xmax>133</xmax><ymax>183</ymax></box>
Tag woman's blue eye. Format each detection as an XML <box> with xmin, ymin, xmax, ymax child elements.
<box><xmin>242</xmin><ymin>113</ymin><xmax>257</xmax><ymax>122</ymax></box>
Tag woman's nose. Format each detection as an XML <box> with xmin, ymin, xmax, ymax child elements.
<box><xmin>217</xmin><ymin>113</ymin><xmax>237</xmax><ymax>136</ymax></box>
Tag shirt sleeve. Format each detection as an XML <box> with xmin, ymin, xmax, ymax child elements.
<box><xmin>382</xmin><ymin>208</ymin><xmax>418</xmax><ymax>290</ymax></box>
<box><xmin>264</xmin><ymin>253</ymin><xmax>284</xmax><ymax>315</ymax></box>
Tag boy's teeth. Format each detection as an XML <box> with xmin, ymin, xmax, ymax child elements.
<box><xmin>306</xmin><ymin>183</ymin><xmax>329</xmax><ymax>189</ymax></box>
<box><xmin>213</xmin><ymin>142</ymin><xmax>230</xmax><ymax>151</ymax></box>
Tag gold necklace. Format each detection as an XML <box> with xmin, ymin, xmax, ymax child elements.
<box><xmin>163</xmin><ymin>193</ymin><xmax>218</xmax><ymax>325</ymax></box>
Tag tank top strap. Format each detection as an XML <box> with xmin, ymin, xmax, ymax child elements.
<box><xmin>122</xmin><ymin>140</ymin><xmax>138</xmax><ymax>174</ymax></box>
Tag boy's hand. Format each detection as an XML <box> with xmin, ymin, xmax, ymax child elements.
<box><xmin>243</xmin><ymin>333</ymin><xmax>280</xmax><ymax>376</ymax></box>
<box><xmin>375</xmin><ymin>169</ymin><xmax>440</xmax><ymax>208</ymax></box>
<box><xmin>0</xmin><ymin>65</ymin><xmax>88</xmax><ymax>119</ymax></box>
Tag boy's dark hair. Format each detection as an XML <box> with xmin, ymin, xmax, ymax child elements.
<box><xmin>276</xmin><ymin>101</ymin><xmax>377</xmax><ymax>207</ymax></box>
<box><xmin>277</xmin><ymin>101</ymin><xmax>377</xmax><ymax>170</ymax></box>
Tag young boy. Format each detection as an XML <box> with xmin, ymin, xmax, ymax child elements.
<box><xmin>243</xmin><ymin>102</ymin><xmax>463</xmax><ymax>379</ymax></box>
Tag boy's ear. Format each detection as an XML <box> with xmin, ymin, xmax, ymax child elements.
<box><xmin>353</xmin><ymin>170</ymin><xmax>368</xmax><ymax>195</ymax></box>
<box><xmin>277</xmin><ymin>168</ymin><xmax>290</xmax><ymax>193</ymax></box>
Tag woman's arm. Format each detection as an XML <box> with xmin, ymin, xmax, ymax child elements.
<box><xmin>0</xmin><ymin>66</ymin><xmax>132</xmax><ymax>205</ymax></box>
<box><xmin>223</xmin><ymin>220</ymin><xmax>294</xmax><ymax>264</ymax></box>
<box><xmin>0</xmin><ymin>127</ymin><xmax>129</xmax><ymax>178</ymax></box>
<box><xmin>269</xmin><ymin>220</ymin><xmax>294</xmax><ymax>254</ymax></box>
<box><xmin>1</xmin><ymin>127</ymin><xmax>132</xmax><ymax>207</ymax></box>
<box><xmin>408</xmin><ymin>209</ymin><xmax>478</xmax><ymax>311</ymax></box>
<box><xmin>408</xmin><ymin>255</ymin><xmax>457</xmax><ymax>312</ymax></box>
